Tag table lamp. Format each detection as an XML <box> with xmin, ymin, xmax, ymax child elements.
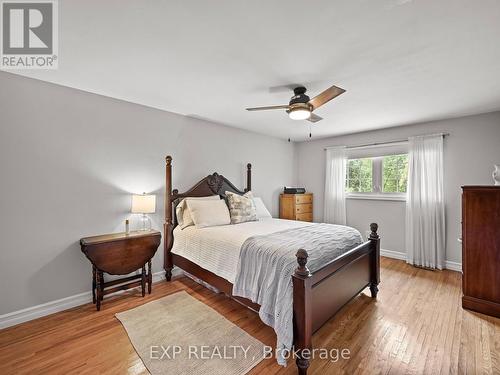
<box><xmin>131</xmin><ymin>193</ymin><xmax>156</xmax><ymax>231</ymax></box>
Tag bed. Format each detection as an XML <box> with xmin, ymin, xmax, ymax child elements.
<box><xmin>163</xmin><ymin>156</ymin><xmax>380</xmax><ymax>374</ymax></box>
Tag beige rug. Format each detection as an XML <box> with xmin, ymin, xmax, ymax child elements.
<box><xmin>116</xmin><ymin>291</ymin><xmax>265</xmax><ymax>375</ymax></box>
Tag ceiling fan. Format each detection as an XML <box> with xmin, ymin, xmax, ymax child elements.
<box><xmin>246</xmin><ymin>85</ymin><xmax>345</xmax><ymax>123</ymax></box>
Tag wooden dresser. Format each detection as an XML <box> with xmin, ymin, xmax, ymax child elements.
<box><xmin>279</xmin><ymin>193</ymin><xmax>313</xmax><ymax>222</ymax></box>
<box><xmin>461</xmin><ymin>186</ymin><xmax>500</xmax><ymax>318</ymax></box>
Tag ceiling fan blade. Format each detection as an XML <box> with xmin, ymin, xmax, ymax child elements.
<box><xmin>307</xmin><ymin>113</ymin><xmax>323</xmax><ymax>123</ymax></box>
<box><xmin>308</xmin><ymin>85</ymin><xmax>346</xmax><ymax>110</ymax></box>
<box><xmin>246</xmin><ymin>104</ymin><xmax>290</xmax><ymax>111</ymax></box>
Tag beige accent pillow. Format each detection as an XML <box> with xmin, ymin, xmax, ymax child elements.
<box><xmin>176</xmin><ymin>195</ymin><xmax>219</xmax><ymax>229</ymax></box>
<box><xmin>225</xmin><ymin>191</ymin><xmax>258</xmax><ymax>224</ymax></box>
<box><xmin>186</xmin><ymin>199</ymin><xmax>231</xmax><ymax>229</ymax></box>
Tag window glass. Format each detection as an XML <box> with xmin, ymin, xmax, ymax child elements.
<box><xmin>346</xmin><ymin>154</ymin><xmax>408</xmax><ymax>195</ymax></box>
<box><xmin>382</xmin><ymin>154</ymin><xmax>408</xmax><ymax>193</ymax></box>
<box><xmin>346</xmin><ymin>158</ymin><xmax>373</xmax><ymax>193</ymax></box>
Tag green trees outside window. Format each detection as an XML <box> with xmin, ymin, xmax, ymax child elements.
<box><xmin>347</xmin><ymin>158</ymin><xmax>372</xmax><ymax>193</ymax></box>
<box><xmin>382</xmin><ymin>154</ymin><xmax>408</xmax><ymax>193</ymax></box>
<box><xmin>346</xmin><ymin>154</ymin><xmax>408</xmax><ymax>195</ymax></box>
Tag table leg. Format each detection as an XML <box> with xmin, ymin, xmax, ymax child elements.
<box><xmin>141</xmin><ymin>266</ymin><xmax>146</xmax><ymax>297</ymax></box>
<box><xmin>100</xmin><ymin>272</ymin><xmax>104</xmax><ymax>301</ymax></box>
<box><xmin>92</xmin><ymin>266</ymin><xmax>96</xmax><ymax>304</ymax></box>
<box><xmin>95</xmin><ymin>270</ymin><xmax>102</xmax><ymax>311</ymax></box>
<box><xmin>148</xmin><ymin>260</ymin><xmax>152</xmax><ymax>294</ymax></box>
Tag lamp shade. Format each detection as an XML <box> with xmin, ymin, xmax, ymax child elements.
<box><xmin>288</xmin><ymin>107</ymin><xmax>311</xmax><ymax>120</ymax></box>
<box><xmin>131</xmin><ymin>194</ymin><xmax>156</xmax><ymax>214</ymax></box>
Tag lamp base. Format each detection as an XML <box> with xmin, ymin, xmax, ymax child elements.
<box><xmin>139</xmin><ymin>214</ymin><xmax>152</xmax><ymax>231</ymax></box>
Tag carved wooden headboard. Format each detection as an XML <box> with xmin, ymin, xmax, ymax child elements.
<box><xmin>163</xmin><ymin>156</ymin><xmax>252</xmax><ymax>273</ymax></box>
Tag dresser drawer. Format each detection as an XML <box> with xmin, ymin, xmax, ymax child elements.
<box><xmin>295</xmin><ymin>194</ymin><xmax>313</xmax><ymax>204</ymax></box>
<box><xmin>296</xmin><ymin>203</ymin><xmax>312</xmax><ymax>214</ymax></box>
<box><xmin>296</xmin><ymin>212</ymin><xmax>313</xmax><ymax>222</ymax></box>
<box><xmin>280</xmin><ymin>193</ymin><xmax>313</xmax><ymax>222</ymax></box>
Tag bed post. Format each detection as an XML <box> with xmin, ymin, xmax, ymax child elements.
<box><xmin>164</xmin><ymin>155</ymin><xmax>174</xmax><ymax>281</ymax></box>
<box><xmin>292</xmin><ymin>249</ymin><xmax>312</xmax><ymax>375</ymax></box>
<box><xmin>369</xmin><ymin>223</ymin><xmax>380</xmax><ymax>298</ymax></box>
<box><xmin>245</xmin><ymin>163</ymin><xmax>252</xmax><ymax>192</ymax></box>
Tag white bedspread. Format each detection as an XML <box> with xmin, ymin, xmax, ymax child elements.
<box><xmin>233</xmin><ymin>224</ymin><xmax>363</xmax><ymax>365</ymax></box>
<box><xmin>171</xmin><ymin>218</ymin><xmax>312</xmax><ymax>283</ymax></box>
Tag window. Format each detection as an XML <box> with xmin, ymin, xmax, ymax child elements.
<box><xmin>346</xmin><ymin>154</ymin><xmax>408</xmax><ymax>200</ymax></box>
<box><xmin>382</xmin><ymin>154</ymin><xmax>408</xmax><ymax>193</ymax></box>
<box><xmin>347</xmin><ymin>158</ymin><xmax>373</xmax><ymax>193</ymax></box>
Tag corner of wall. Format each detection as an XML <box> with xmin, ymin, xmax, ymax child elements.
<box><xmin>291</xmin><ymin>141</ymin><xmax>301</xmax><ymax>186</ymax></box>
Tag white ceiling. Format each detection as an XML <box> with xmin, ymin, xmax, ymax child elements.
<box><xmin>11</xmin><ymin>0</ymin><xmax>500</xmax><ymax>140</ymax></box>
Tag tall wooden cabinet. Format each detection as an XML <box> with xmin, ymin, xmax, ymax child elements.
<box><xmin>279</xmin><ymin>193</ymin><xmax>313</xmax><ymax>222</ymax></box>
<box><xmin>461</xmin><ymin>186</ymin><xmax>500</xmax><ymax>318</ymax></box>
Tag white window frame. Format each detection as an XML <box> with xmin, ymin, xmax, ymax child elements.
<box><xmin>346</xmin><ymin>155</ymin><xmax>407</xmax><ymax>201</ymax></box>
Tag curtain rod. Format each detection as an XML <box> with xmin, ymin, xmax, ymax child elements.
<box><xmin>324</xmin><ymin>132</ymin><xmax>450</xmax><ymax>151</ymax></box>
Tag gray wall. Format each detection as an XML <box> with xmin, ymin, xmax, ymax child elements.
<box><xmin>0</xmin><ymin>72</ymin><xmax>296</xmax><ymax>315</ymax></box>
<box><xmin>296</xmin><ymin>111</ymin><xmax>500</xmax><ymax>263</ymax></box>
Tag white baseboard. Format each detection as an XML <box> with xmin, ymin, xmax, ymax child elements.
<box><xmin>0</xmin><ymin>268</ymin><xmax>182</xmax><ymax>330</ymax></box>
<box><xmin>444</xmin><ymin>260</ymin><xmax>462</xmax><ymax>272</ymax></box>
<box><xmin>0</xmin><ymin>290</ymin><xmax>93</xmax><ymax>330</ymax></box>
<box><xmin>380</xmin><ymin>249</ymin><xmax>462</xmax><ymax>272</ymax></box>
<box><xmin>380</xmin><ymin>249</ymin><xmax>407</xmax><ymax>260</ymax></box>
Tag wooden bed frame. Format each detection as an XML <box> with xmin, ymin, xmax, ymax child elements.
<box><xmin>163</xmin><ymin>156</ymin><xmax>380</xmax><ymax>374</ymax></box>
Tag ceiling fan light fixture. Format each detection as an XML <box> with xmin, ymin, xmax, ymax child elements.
<box><xmin>246</xmin><ymin>84</ymin><xmax>345</xmax><ymax>124</ymax></box>
<box><xmin>288</xmin><ymin>107</ymin><xmax>311</xmax><ymax>120</ymax></box>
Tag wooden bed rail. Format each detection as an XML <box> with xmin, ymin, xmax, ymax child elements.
<box><xmin>368</xmin><ymin>222</ymin><xmax>380</xmax><ymax>297</ymax></box>
<box><xmin>164</xmin><ymin>156</ymin><xmax>173</xmax><ymax>281</ymax></box>
<box><xmin>245</xmin><ymin>163</ymin><xmax>252</xmax><ymax>192</ymax></box>
<box><xmin>292</xmin><ymin>223</ymin><xmax>380</xmax><ymax>374</ymax></box>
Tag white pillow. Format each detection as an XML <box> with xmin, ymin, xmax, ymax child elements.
<box><xmin>186</xmin><ymin>199</ymin><xmax>231</xmax><ymax>229</ymax></box>
<box><xmin>252</xmin><ymin>197</ymin><xmax>272</xmax><ymax>219</ymax></box>
<box><xmin>176</xmin><ymin>195</ymin><xmax>219</xmax><ymax>229</ymax></box>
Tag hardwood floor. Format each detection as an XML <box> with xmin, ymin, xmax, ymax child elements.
<box><xmin>0</xmin><ymin>257</ymin><xmax>498</xmax><ymax>374</ymax></box>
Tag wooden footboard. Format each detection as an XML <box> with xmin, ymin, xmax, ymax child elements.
<box><xmin>292</xmin><ymin>223</ymin><xmax>380</xmax><ymax>374</ymax></box>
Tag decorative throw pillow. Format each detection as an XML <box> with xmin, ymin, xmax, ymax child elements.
<box><xmin>225</xmin><ymin>191</ymin><xmax>258</xmax><ymax>224</ymax></box>
<box><xmin>186</xmin><ymin>199</ymin><xmax>231</xmax><ymax>229</ymax></box>
<box><xmin>176</xmin><ymin>195</ymin><xmax>219</xmax><ymax>229</ymax></box>
<box><xmin>252</xmin><ymin>197</ymin><xmax>272</xmax><ymax>219</ymax></box>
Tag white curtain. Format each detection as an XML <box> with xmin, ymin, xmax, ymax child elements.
<box><xmin>406</xmin><ymin>134</ymin><xmax>445</xmax><ymax>269</ymax></box>
<box><xmin>324</xmin><ymin>146</ymin><xmax>347</xmax><ymax>225</ymax></box>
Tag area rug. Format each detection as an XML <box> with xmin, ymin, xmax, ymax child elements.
<box><xmin>115</xmin><ymin>291</ymin><xmax>265</xmax><ymax>375</ymax></box>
